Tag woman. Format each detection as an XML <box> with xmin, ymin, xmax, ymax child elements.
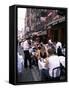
<box><xmin>34</xmin><ymin>44</ymin><xmax>41</xmax><ymax>67</ymax></box>
<box><xmin>17</xmin><ymin>52</ymin><xmax>24</xmax><ymax>81</ymax></box>
<box><xmin>38</xmin><ymin>44</ymin><xmax>49</xmax><ymax>81</ymax></box>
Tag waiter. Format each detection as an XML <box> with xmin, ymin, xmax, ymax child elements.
<box><xmin>23</xmin><ymin>37</ymin><xmax>32</xmax><ymax>69</ymax></box>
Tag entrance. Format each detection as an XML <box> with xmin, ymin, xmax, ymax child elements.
<box><xmin>53</xmin><ymin>28</ymin><xmax>65</xmax><ymax>45</ymax></box>
<box><xmin>53</xmin><ymin>29</ymin><xmax>58</xmax><ymax>42</ymax></box>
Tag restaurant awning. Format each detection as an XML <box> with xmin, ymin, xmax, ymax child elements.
<box><xmin>47</xmin><ymin>16</ymin><xmax>65</xmax><ymax>26</ymax></box>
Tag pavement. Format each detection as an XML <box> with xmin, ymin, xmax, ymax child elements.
<box><xmin>17</xmin><ymin>66</ymin><xmax>41</xmax><ymax>82</ymax></box>
<box><xmin>17</xmin><ymin>45</ymin><xmax>41</xmax><ymax>82</ymax></box>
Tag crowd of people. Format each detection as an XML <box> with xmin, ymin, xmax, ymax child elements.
<box><xmin>17</xmin><ymin>37</ymin><xmax>66</xmax><ymax>81</ymax></box>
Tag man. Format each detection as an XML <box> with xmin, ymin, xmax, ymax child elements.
<box><xmin>56</xmin><ymin>41</ymin><xmax>62</xmax><ymax>54</ymax></box>
<box><xmin>17</xmin><ymin>52</ymin><xmax>24</xmax><ymax>81</ymax></box>
<box><xmin>48</xmin><ymin>48</ymin><xmax>60</xmax><ymax>79</ymax></box>
<box><xmin>23</xmin><ymin>37</ymin><xmax>32</xmax><ymax>68</ymax></box>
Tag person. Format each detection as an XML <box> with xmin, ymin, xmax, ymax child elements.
<box><xmin>45</xmin><ymin>40</ymin><xmax>55</xmax><ymax>58</ymax></box>
<box><xmin>48</xmin><ymin>48</ymin><xmax>60</xmax><ymax>80</ymax></box>
<box><xmin>56</xmin><ymin>41</ymin><xmax>62</xmax><ymax>54</ymax></box>
<box><xmin>33</xmin><ymin>44</ymin><xmax>41</xmax><ymax>67</ymax></box>
<box><xmin>59</xmin><ymin>56</ymin><xmax>65</xmax><ymax>77</ymax></box>
<box><xmin>21</xmin><ymin>40</ymin><xmax>24</xmax><ymax>49</ymax></box>
<box><xmin>57</xmin><ymin>46</ymin><xmax>63</xmax><ymax>56</ymax></box>
<box><xmin>23</xmin><ymin>37</ymin><xmax>32</xmax><ymax>69</ymax></box>
<box><xmin>40</xmin><ymin>44</ymin><xmax>47</xmax><ymax>59</ymax></box>
<box><xmin>17</xmin><ymin>52</ymin><xmax>24</xmax><ymax>81</ymax></box>
<box><xmin>38</xmin><ymin>44</ymin><xmax>49</xmax><ymax>81</ymax></box>
<box><xmin>62</xmin><ymin>45</ymin><xmax>65</xmax><ymax>56</ymax></box>
<box><xmin>46</xmin><ymin>39</ymin><xmax>53</xmax><ymax>48</ymax></box>
<box><xmin>29</xmin><ymin>44</ymin><xmax>35</xmax><ymax>65</ymax></box>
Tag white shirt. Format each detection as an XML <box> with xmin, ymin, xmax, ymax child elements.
<box><xmin>62</xmin><ymin>48</ymin><xmax>65</xmax><ymax>56</ymax></box>
<box><xmin>23</xmin><ymin>40</ymin><xmax>29</xmax><ymax>51</ymax></box>
<box><xmin>59</xmin><ymin>56</ymin><xmax>65</xmax><ymax>67</ymax></box>
<box><xmin>29</xmin><ymin>48</ymin><xmax>33</xmax><ymax>53</ymax></box>
<box><xmin>48</xmin><ymin>55</ymin><xmax>60</xmax><ymax>77</ymax></box>
<box><xmin>38</xmin><ymin>58</ymin><xmax>48</xmax><ymax>70</ymax></box>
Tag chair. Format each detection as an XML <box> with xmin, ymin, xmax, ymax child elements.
<box><xmin>60</xmin><ymin>63</ymin><xmax>65</xmax><ymax>78</ymax></box>
<box><xmin>52</xmin><ymin>66</ymin><xmax>61</xmax><ymax>80</ymax></box>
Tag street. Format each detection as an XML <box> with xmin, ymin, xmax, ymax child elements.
<box><xmin>17</xmin><ymin>45</ymin><xmax>41</xmax><ymax>82</ymax></box>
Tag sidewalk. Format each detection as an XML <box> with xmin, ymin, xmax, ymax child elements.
<box><xmin>17</xmin><ymin>65</ymin><xmax>41</xmax><ymax>82</ymax></box>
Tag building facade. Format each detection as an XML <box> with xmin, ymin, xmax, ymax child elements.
<box><xmin>25</xmin><ymin>8</ymin><xmax>67</xmax><ymax>45</ymax></box>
